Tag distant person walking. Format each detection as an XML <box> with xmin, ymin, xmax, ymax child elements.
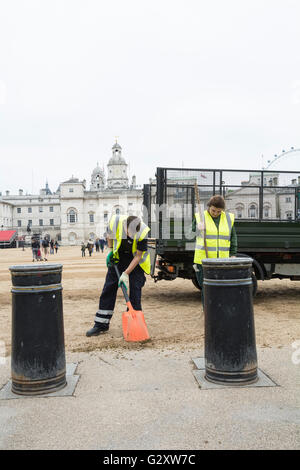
<box><xmin>41</xmin><ymin>238</ymin><xmax>49</xmax><ymax>261</ymax></box>
<box><xmin>81</xmin><ymin>242</ymin><xmax>86</xmax><ymax>257</ymax></box>
<box><xmin>95</xmin><ymin>239</ymin><xmax>100</xmax><ymax>252</ymax></box>
<box><xmin>103</xmin><ymin>232</ymin><xmax>108</xmax><ymax>249</ymax></box>
<box><xmin>31</xmin><ymin>237</ymin><xmax>39</xmax><ymax>262</ymax></box>
<box><xmin>87</xmin><ymin>240</ymin><xmax>94</xmax><ymax>257</ymax></box>
<box><xmin>99</xmin><ymin>237</ymin><xmax>105</xmax><ymax>253</ymax></box>
<box><xmin>54</xmin><ymin>241</ymin><xmax>59</xmax><ymax>254</ymax></box>
<box><xmin>50</xmin><ymin>239</ymin><xmax>54</xmax><ymax>254</ymax></box>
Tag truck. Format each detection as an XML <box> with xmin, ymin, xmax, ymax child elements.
<box><xmin>143</xmin><ymin>167</ymin><xmax>300</xmax><ymax>295</ymax></box>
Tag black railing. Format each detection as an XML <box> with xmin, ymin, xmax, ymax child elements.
<box><xmin>144</xmin><ymin>167</ymin><xmax>300</xmax><ymax>224</ymax></box>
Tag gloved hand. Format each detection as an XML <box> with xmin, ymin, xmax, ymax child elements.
<box><xmin>118</xmin><ymin>272</ymin><xmax>129</xmax><ymax>291</ymax></box>
<box><xmin>106</xmin><ymin>250</ymin><xmax>115</xmax><ymax>267</ymax></box>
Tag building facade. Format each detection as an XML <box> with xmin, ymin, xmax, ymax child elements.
<box><xmin>224</xmin><ymin>172</ymin><xmax>300</xmax><ymax>221</ymax></box>
<box><xmin>0</xmin><ymin>200</ymin><xmax>13</xmax><ymax>230</ymax></box>
<box><xmin>0</xmin><ymin>142</ymin><xmax>143</xmax><ymax>245</ymax></box>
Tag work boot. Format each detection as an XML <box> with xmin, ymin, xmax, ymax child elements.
<box><xmin>86</xmin><ymin>323</ymin><xmax>109</xmax><ymax>337</ymax></box>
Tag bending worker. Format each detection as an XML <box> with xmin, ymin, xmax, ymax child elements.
<box><xmin>86</xmin><ymin>214</ymin><xmax>151</xmax><ymax>336</ymax></box>
<box><xmin>193</xmin><ymin>195</ymin><xmax>237</xmax><ymax>298</ymax></box>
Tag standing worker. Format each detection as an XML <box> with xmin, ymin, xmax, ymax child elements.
<box><xmin>86</xmin><ymin>214</ymin><xmax>150</xmax><ymax>336</ymax></box>
<box><xmin>193</xmin><ymin>195</ymin><xmax>237</xmax><ymax>301</ymax></box>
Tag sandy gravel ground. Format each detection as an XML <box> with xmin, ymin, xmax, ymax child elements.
<box><xmin>0</xmin><ymin>247</ymin><xmax>300</xmax><ymax>450</ymax></box>
<box><xmin>0</xmin><ymin>246</ymin><xmax>299</xmax><ymax>355</ymax></box>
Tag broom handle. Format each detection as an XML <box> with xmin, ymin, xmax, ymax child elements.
<box><xmin>194</xmin><ymin>183</ymin><xmax>208</xmax><ymax>258</ymax></box>
<box><xmin>114</xmin><ymin>263</ymin><xmax>132</xmax><ymax>306</ymax></box>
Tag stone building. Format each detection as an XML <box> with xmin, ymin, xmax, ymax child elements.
<box><xmin>0</xmin><ymin>199</ymin><xmax>13</xmax><ymax>230</ymax></box>
<box><xmin>60</xmin><ymin>143</ymin><xmax>142</xmax><ymax>245</ymax></box>
<box><xmin>0</xmin><ymin>185</ymin><xmax>60</xmax><ymax>241</ymax></box>
<box><xmin>0</xmin><ymin>142</ymin><xmax>143</xmax><ymax>245</ymax></box>
<box><xmin>224</xmin><ymin>172</ymin><xmax>300</xmax><ymax>220</ymax></box>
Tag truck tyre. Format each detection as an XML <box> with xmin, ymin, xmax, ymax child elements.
<box><xmin>192</xmin><ymin>276</ymin><xmax>202</xmax><ymax>291</ymax></box>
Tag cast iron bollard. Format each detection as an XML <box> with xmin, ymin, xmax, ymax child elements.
<box><xmin>10</xmin><ymin>264</ymin><xmax>66</xmax><ymax>395</ymax></box>
<box><xmin>202</xmin><ymin>257</ymin><xmax>258</xmax><ymax>386</ymax></box>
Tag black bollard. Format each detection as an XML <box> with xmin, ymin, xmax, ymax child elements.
<box><xmin>10</xmin><ymin>264</ymin><xmax>66</xmax><ymax>395</ymax></box>
<box><xmin>202</xmin><ymin>257</ymin><xmax>258</xmax><ymax>386</ymax></box>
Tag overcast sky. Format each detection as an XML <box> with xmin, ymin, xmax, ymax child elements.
<box><xmin>0</xmin><ymin>0</ymin><xmax>300</xmax><ymax>194</ymax></box>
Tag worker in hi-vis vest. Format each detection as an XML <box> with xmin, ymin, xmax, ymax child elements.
<box><xmin>86</xmin><ymin>214</ymin><xmax>151</xmax><ymax>336</ymax></box>
<box><xmin>193</xmin><ymin>195</ymin><xmax>237</xmax><ymax>304</ymax></box>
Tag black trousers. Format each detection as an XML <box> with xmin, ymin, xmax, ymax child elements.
<box><xmin>196</xmin><ymin>264</ymin><xmax>204</xmax><ymax>306</ymax></box>
<box><xmin>94</xmin><ymin>258</ymin><xmax>146</xmax><ymax>325</ymax></box>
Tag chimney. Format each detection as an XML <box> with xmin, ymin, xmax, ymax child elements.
<box><xmin>19</xmin><ymin>189</ymin><xmax>23</xmax><ymax>196</ymax></box>
<box><xmin>5</xmin><ymin>190</ymin><xmax>9</xmax><ymax>196</ymax></box>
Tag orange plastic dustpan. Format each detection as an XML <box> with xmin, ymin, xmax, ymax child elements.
<box><xmin>122</xmin><ymin>302</ymin><xmax>150</xmax><ymax>342</ymax></box>
<box><xmin>114</xmin><ymin>264</ymin><xmax>150</xmax><ymax>342</ymax></box>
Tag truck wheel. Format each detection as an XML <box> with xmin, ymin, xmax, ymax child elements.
<box><xmin>251</xmin><ymin>272</ymin><xmax>258</xmax><ymax>297</ymax></box>
<box><xmin>192</xmin><ymin>276</ymin><xmax>202</xmax><ymax>291</ymax></box>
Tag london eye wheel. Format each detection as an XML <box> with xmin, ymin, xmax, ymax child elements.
<box><xmin>264</xmin><ymin>147</ymin><xmax>300</xmax><ymax>171</ymax></box>
<box><xmin>263</xmin><ymin>147</ymin><xmax>300</xmax><ymax>186</ymax></box>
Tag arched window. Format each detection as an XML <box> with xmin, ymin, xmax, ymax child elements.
<box><xmin>249</xmin><ymin>204</ymin><xmax>257</xmax><ymax>218</ymax></box>
<box><xmin>235</xmin><ymin>204</ymin><xmax>244</xmax><ymax>219</ymax></box>
<box><xmin>263</xmin><ymin>205</ymin><xmax>271</xmax><ymax>219</ymax></box>
<box><xmin>89</xmin><ymin>212</ymin><xmax>95</xmax><ymax>224</ymax></box>
<box><xmin>67</xmin><ymin>209</ymin><xmax>77</xmax><ymax>224</ymax></box>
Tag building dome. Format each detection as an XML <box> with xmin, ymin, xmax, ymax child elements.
<box><xmin>90</xmin><ymin>162</ymin><xmax>105</xmax><ymax>191</ymax></box>
<box><xmin>92</xmin><ymin>163</ymin><xmax>105</xmax><ymax>176</ymax></box>
<box><xmin>107</xmin><ymin>141</ymin><xmax>129</xmax><ymax>189</ymax></box>
<box><xmin>109</xmin><ymin>142</ymin><xmax>126</xmax><ymax>164</ymax></box>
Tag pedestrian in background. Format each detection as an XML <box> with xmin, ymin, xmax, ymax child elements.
<box><xmin>87</xmin><ymin>239</ymin><xmax>94</xmax><ymax>257</ymax></box>
<box><xmin>31</xmin><ymin>237</ymin><xmax>39</xmax><ymax>262</ymax></box>
<box><xmin>81</xmin><ymin>242</ymin><xmax>86</xmax><ymax>257</ymax></box>
<box><xmin>99</xmin><ymin>237</ymin><xmax>105</xmax><ymax>253</ymax></box>
<box><xmin>41</xmin><ymin>237</ymin><xmax>49</xmax><ymax>261</ymax></box>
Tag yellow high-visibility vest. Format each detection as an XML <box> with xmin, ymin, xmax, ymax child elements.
<box><xmin>194</xmin><ymin>210</ymin><xmax>235</xmax><ymax>265</ymax></box>
<box><xmin>109</xmin><ymin>214</ymin><xmax>151</xmax><ymax>274</ymax></box>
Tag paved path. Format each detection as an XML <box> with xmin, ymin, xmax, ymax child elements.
<box><xmin>0</xmin><ymin>347</ymin><xmax>299</xmax><ymax>450</ymax></box>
